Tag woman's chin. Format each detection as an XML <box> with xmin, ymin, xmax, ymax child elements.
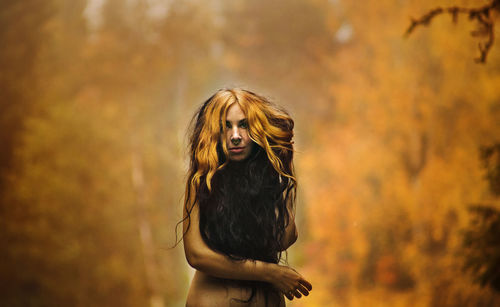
<box><xmin>228</xmin><ymin>153</ymin><xmax>250</xmax><ymax>161</ymax></box>
<box><xmin>229</xmin><ymin>156</ymin><xmax>245</xmax><ymax>162</ymax></box>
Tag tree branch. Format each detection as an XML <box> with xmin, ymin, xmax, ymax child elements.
<box><xmin>405</xmin><ymin>0</ymin><xmax>500</xmax><ymax>63</ymax></box>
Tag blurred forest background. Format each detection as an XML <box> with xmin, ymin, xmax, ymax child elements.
<box><xmin>1</xmin><ymin>0</ymin><xmax>499</xmax><ymax>306</ymax></box>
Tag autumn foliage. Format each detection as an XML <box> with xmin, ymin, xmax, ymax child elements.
<box><xmin>0</xmin><ymin>0</ymin><xmax>499</xmax><ymax>306</ymax></box>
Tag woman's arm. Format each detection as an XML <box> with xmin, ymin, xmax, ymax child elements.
<box><xmin>183</xmin><ymin>202</ymin><xmax>272</xmax><ymax>281</ymax></box>
<box><xmin>183</xmin><ymin>202</ymin><xmax>312</xmax><ymax>299</ymax></box>
<box><xmin>280</xmin><ymin>199</ymin><xmax>298</xmax><ymax>251</ymax></box>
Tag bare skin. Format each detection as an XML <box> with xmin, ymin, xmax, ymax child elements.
<box><xmin>184</xmin><ymin>200</ymin><xmax>311</xmax><ymax>306</ymax></box>
<box><xmin>184</xmin><ymin>103</ymin><xmax>312</xmax><ymax>306</ymax></box>
<box><xmin>186</xmin><ymin>272</ymin><xmax>285</xmax><ymax>307</ymax></box>
<box><xmin>223</xmin><ymin>103</ymin><xmax>254</xmax><ymax>162</ymax></box>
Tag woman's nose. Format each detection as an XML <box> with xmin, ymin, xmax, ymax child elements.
<box><xmin>231</xmin><ymin>128</ymin><xmax>242</xmax><ymax>145</ymax></box>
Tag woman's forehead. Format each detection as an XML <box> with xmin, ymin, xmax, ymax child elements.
<box><xmin>225</xmin><ymin>103</ymin><xmax>246</xmax><ymax>121</ymax></box>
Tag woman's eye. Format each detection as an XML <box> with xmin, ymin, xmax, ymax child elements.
<box><xmin>239</xmin><ymin>121</ymin><xmax>248</xmax><ymax>129</ymax></box>
<box><xmin>225</xmin><ymin>121</ymin><xmax>231</xmax><ymax>128</ymax></box>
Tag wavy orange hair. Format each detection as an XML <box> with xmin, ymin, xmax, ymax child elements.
<box><xmin>185</xmin><ymin>88</ymin><xmax>296</xmax><ymax>212</ymax></box>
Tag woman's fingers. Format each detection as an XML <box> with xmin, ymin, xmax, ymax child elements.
<box><xmin>300</xmin><ymin>278</ymin><xmax>313</xmax><ymax>291</ymax></box>
<box><xmin>273</xmin><ymin>265</ymin><xmax>313</xmax><ymax>300</ymax></box>
<box><xmin>292</xmin><ymin>289</ymin><xmax>302</xmax><ymax>298</ymax></box>
<box><xmin>296</xmin><ymin>283</ymin><xmax>310</xmax><ymax>296</ymax></box>
<box><xmin>289</xmin><ymin>277</ymin><xmax>312</xmax><ymax>299</ymax></box>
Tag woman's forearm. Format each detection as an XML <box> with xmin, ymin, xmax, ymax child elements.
<box><xmin>183</xmin><ymin>203</ymin><xmax>312</xmax><ymax>299</ymax></box>
<box><xmin>184</xmin><ymin>236</ymin><xmax>312</xmax><ymax>301</ymax></box>
<box><xmin>183</xmin><ymin>203</ymin><xmax>276</xmax><ymax>282</ymax></box>
<box><xmin>185</xmin><ymin>244</ymin><xmax>276</xmax><ymax>282</ymax></box>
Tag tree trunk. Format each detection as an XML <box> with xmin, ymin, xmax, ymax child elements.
<box><xmin>131</xmin><ymin>150</ymin><xmax>165</xmax><ymax>307</ymax></box>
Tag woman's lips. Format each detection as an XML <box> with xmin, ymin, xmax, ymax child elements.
<box><xmin>229</xmin><ymin>147</ymin><xmax>244</xmax><ymax>153</ymax></box>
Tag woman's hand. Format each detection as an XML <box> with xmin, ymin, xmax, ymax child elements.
<box><xmin>184</xmin><ymin>200</ymin><xmax>312</xmax><ymax>300</ymax></box>
<box><xmin>266</xmin><ymin>264</ymin><xmax>312</xmax><ymax>301</ymax></box>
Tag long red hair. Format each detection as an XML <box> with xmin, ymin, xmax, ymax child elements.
<box><xmin>185</xmin><ymin>88</ymin><xmax>296</xmax><ymax>212</ymax></box>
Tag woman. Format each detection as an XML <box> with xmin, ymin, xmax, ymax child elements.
<box><xmin>182</xmin><ymin>89</ymin><xmax>312</xmax><ymax>306</ymax></box>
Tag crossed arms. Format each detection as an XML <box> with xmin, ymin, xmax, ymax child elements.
<box><xmin>183</xmin><ymin>200</ymin><xmax>311</xmax><ymax>300</ymax></box>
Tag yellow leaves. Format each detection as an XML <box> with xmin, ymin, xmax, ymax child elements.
<box><xmin>294</xmin><ymin>2</ymin><xmax>500</xmax><ymax>305</ymax></box>
<box><xmin>3</xmin><ymin>0</ymin><xmax>499</xmax><ymax>305</ymax></box>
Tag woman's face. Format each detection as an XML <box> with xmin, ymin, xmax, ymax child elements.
<box><xmin>223</xmin><ymin>103</ymin><xmax>254</xmax><ymax>161</ymax></box>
